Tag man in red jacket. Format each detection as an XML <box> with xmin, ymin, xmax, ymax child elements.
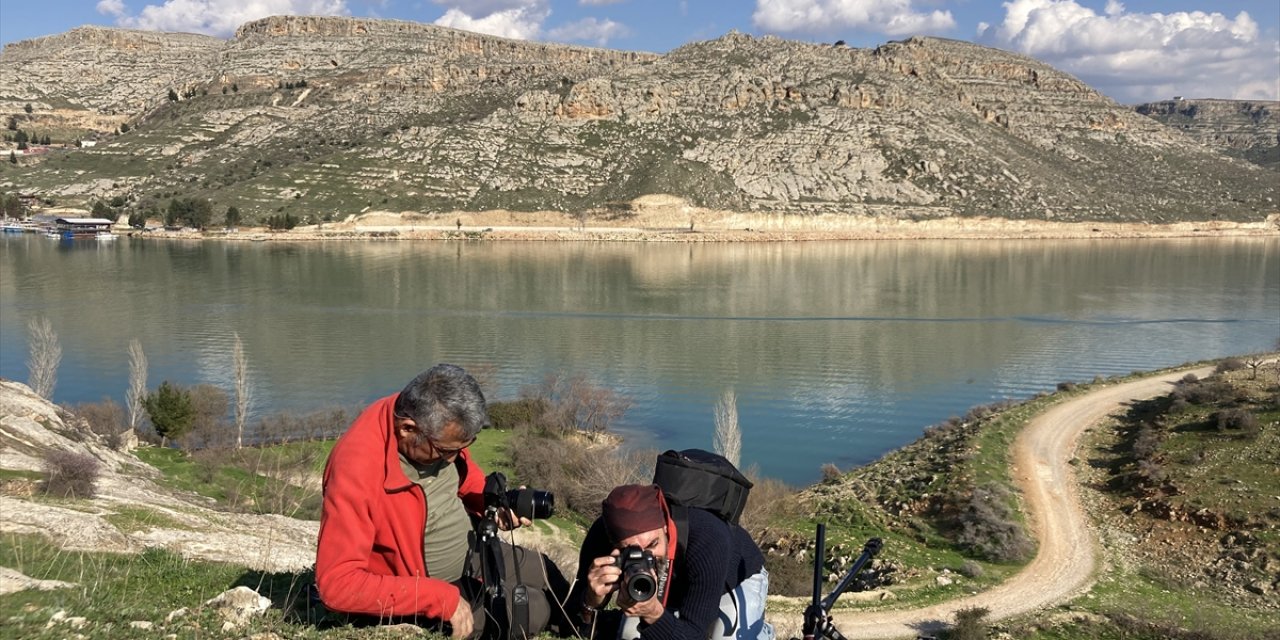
<box><xmin>316</xmin><ymin>364</ymin><xmax>512</xmax><ymax>637</ymax></box>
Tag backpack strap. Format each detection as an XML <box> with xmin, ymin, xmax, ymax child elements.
<box><xmin>669</xmin><ymin>502</ymin><xmax>689</xmax><ymax>581</ymax></box>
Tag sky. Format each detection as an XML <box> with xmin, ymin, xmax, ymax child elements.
<box><xmin>0</xmin><ymin>0</ymin><xmax>1277</xmax><ymax>104</ymax></box>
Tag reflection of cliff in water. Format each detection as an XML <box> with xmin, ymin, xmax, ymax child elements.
<box><xmin>1</xmin><ymin>236</ymin><xmax>1276</xmax><ymax>480</ymax></box>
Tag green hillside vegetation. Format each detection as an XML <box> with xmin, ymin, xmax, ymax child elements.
<box><xmin>1</xmin><ymin>359</ymin><xmax>1276</xmax><ymax>639</ymax></box>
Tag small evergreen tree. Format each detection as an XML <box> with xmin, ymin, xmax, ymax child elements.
<box><xmin>119</xmin><ymin>123</ymin><xmax>130</xmax><ymax>133</ymax></box>
<box><xmin>8</xmin><ymin>151</ymin><xmax>15</xmax><ymax>164</ymax></box>
<box><xmin>143</xmin><ymin>381</ymin><xmax>194</xmax><ymax>443</ymax></box>
<box><xmin>91</xmin><ymin>201</ymin><xmax>112</xmax><ymax>218</ymax></box>
<box><xmin>232</xmin><ymin>83</ymin><xmax>238</xmax><ymax>93</ymax></box>
<box><xmin>23</xmin><ymin>103</ymin><xmax>33</xmax><ymax>114</ymax></box>
<box><xmin>128</xmin><ymin>210</ymin><xmax>147</xmax><ymax>228</ymax></box>
<box><xmin>168</xmin><ymin>88</ymin><xmax>179</xmax><ymax>101</ymax></box>
<box><xmin>224</xmin><ymin>205</ymin><xmax>241</xmax><ymax>228</ymax></box>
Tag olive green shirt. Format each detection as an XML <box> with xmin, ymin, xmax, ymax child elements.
<box><xmin>399</xmin><ymin>454</ymin><xmax>471</xmax><ymax>583</ymax></box>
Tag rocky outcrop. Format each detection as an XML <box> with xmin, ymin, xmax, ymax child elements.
<box><xmin>0</xmin><ymin>380</ymin><xmax>317</xmax><ymax>572</ymax></box>
<box><xmin>1135</xmin><ymin>99</ymin><xmax>1279</xmax><ymax>169</ymax></box>
<box><xmin>2</xmin><ymin>18</ymin><xmax>1276</xmax><ymax>222</ymax></box>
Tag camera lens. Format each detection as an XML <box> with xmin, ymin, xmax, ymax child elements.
<box><xmin>624</xmin><ymin>569</ymin><xmax>656</xmax><ymax>602</ymax></box>
<box><xmin>506</xmin><ymin>488</ymin><xmax>555</xmax><ymax>520</ymax></box>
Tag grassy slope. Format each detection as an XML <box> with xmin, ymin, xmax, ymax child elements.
<box><xmin>3</xmin><ymin>362</ymin><xmax>1276</xmax><ymax>639</ymax></box>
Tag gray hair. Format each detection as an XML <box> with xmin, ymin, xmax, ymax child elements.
<box><xmin>393</xmin><ymin>364</ymin><xmax>489</xmax><ymax>441</ymax></box>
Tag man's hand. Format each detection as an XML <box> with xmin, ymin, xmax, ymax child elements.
<box><xmin>449</xmin><ymin>597</ymin><xmax>474</xmax><ymax>638</ymax></box>
<box><xmin>619</xmin><ymin>593</ymin><xmax>665</xmax><ymax>626</ymax></box>
<box><xmin>584</xmin><ymin>553</ymin><xmax>621</xmax><ymax>609</ymax></box>
<box><xmin>495</xmin><ymin>508</ymin><xmax>531</xmax><ymax>531</ymax></box>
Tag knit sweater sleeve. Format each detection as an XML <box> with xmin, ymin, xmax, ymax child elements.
<box><xmin>642</xmin><ymin>510</ymin><xmax>734</xmax><ymax>640</ymax></box>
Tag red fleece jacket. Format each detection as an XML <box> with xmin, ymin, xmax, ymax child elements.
<box><xmin>315</xmin><ymin>393</ymin><xmax>485</xmax><ymax>619</ymax></box>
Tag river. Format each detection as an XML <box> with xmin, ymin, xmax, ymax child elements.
<box><xmin>1</xmin><ymin>234</ymin><xmax>1276</xmax><ymax>484</ymax></box>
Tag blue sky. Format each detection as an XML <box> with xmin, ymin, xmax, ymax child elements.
<box><xmin>0</xmin><ymin>1</ymin><xmax>1276</xmax><ymax>103</ymax></box>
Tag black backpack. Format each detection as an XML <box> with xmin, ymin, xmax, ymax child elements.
<box><xmin>653</xmin><ymin>448</ymin><xmax>753</xmax><ymax>524</ymax></box>
<box><xmin>652</xmin><ymin>448</ymin><xmax>753</xmax><ymax>580</ymax></box>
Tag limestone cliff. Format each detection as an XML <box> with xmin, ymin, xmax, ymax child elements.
<box><xmin>1</xmin><ymin>17</ymin><xmax>1275</xmax><ymax>222</ymax></box>
<box><xmin>1136</xmin><ymin>99</ymin><xmax>1279</xmax><ymax>170</ymax></box>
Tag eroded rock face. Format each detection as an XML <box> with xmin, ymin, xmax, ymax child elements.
<box><xmin>2</xmin><ymin>19</ymin><xmax>1276</xmax><ymax>222</ymax></box>
<box><xmin>0</xmin><ymin>381</ymin><xmax>318</xmax><ymax>573</ymax></box>
<box><xmin>1135</xmin><ymin>99</ymin><xmax>1279</xmax><ymax>169</ymax></box>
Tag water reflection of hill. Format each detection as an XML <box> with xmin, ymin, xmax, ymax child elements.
<box><xmin>1</xmin><ymin>237</ymin><xmax>1276</xmax><ymax>482</ymax></box>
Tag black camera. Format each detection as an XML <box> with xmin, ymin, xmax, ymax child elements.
<box><xmin>612</xmin><ymin>545</ymin><xmax>659</xmax><ymax>602</ymax></box>
<box><xmin>483</xmin><ymin>472</ymin><xmax>554</xmax><ymax>521</ymax></box>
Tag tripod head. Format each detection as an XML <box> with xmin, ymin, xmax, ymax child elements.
<box><xmin>799</xmin><ymin>525</ymin><xmax>882</xmax><ymax>640</ymax></box>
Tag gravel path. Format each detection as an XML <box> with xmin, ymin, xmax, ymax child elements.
<box><xmin>785</xmin><ymin>366</ymin><xmax>1215</xmax><ymax>639</ymax></box>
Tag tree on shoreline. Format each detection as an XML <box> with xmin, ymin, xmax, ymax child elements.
<box><xmin>714</xmin><ymin>388</ymin><xmax>741</xmax><ymax>467</ymax></box>
<box><xmin>26</xmin><ymin>317</ymin><xmax>61</xmax><ymax>400</ymax></box>
<box><xmin>233</xmin><ymin>332</ymin><xmax>251</xmax><ymax>449</ymax></box>
<box><xmin>126</xmin><ymin>339</ymin><xmax>148</xmax><ymax>449</ymax></box>
<box><xmin>144</xmin><ymin>381</ymin><xmax>194</xmax><ymax>445</ymax></box>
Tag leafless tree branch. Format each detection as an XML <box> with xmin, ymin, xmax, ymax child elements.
<box><xmin>26</xmin><ymin>316</ymin><xmax>60</xmax><ymax>399</ymax></box>
<box><xmin>714</xmin><ymin>388</ymin><xmax>741</xmax><ymax>467</ymax></box>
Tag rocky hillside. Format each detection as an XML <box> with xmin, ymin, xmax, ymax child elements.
<box><xmin>1</xmin><ymin>16</ymin><xmax>1276</xmax><ymax>223</ymax></box>
<box><xmin>1136</xmin><ymin>99</ymin><xmax>1279</xmax><ymax>171</ymax></box>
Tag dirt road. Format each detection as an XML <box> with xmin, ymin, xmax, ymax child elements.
<box><xmin>787</xmin><ymin>366</ymin><xmax>1215</xmax><ymax>639</ymax></box>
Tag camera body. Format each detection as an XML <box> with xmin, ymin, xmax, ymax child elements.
<box><xmin>483</xmin><ymin>472</ymin><xmax>554</xmax><ymax>521</ymax></box>
<box><xmin>612</xmin><ymin>545</ymin><xmax>659</xmax><ymax>602</ymax></box>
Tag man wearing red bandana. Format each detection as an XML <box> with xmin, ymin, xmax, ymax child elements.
<box><xmin>568</xmin><ymin>484</ymin><xmax>775</xmax><ymax>639</ymax></box>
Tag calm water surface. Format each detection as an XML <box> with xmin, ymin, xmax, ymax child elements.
<box><xmin>1</xmin><ymin>235</ymin><xmax>1276</xmax><ymax>484</ymax></box>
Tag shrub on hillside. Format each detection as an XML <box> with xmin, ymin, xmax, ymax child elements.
<box><xmin>947</xmin><ymin>606</ymin><xmax>991</xmax><ymax>640</ymax></box>
<box><xmin>820</xmin><ymin>463</ymin><xmax>842</xmax><ymax>483</ymax></box>
<box><xmin>953</xmin><ymin>484</ymin><xmax>1033</xmax><ymax>563</ymax></box>
<box><xmin>762</xmin><ymin>553</ymin><xmax>813</xmax><ymax>597</ymax></box>
<box><xmin>1214</xmin><ymin>358</ymin><xmax>1246</xmax><ymax>373</ymax></box>
<box><xmin>507</xmin><ymin>430</ymin><xmax>651</xmax><ymax>520</ymax></box>
<box><xmin>254</xmin><ymin>407</ymin><xmax>353</xmax><ymax>443</ymax></box>
<box><xmin>488</xmin><ymin>397</ymin><xmax>548</xmax><ymax>430</ymax></box>
<box><xmin>1212</xmin><ymin>408</ymin><xmax>1259</xmax><ymax>437</ymax></box>
<box><xmin>41</xmin><ymin>449</ymin><xmax>101</xmax><ymax>499</ymax></box>
<box><xmin>521</xmin><ymin>373</ymin><xmax>631</xmax><ymax>435</ymax></box>
<box><xmin>70</xmin><ymin>398</ymin><xmax>126</xmax><ymax>449</ymax></box>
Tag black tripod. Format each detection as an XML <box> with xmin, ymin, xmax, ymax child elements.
<box><xmin>799</xmin><ymin>525</ymin><xmax>882</xmax><ymax>640</ymax></box>
<box><xmin>473</xmin><ymin>508</ymin><xmax>532</xmax><ymax>640</ymax></box>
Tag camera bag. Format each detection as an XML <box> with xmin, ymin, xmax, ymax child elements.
<box><xmin>652</xmin><ymin>448</ymin><xmax>753</xmax><ymax>525</ymax></box>
<box><xmin>653</xmin><ymin>449</ymin><xmax>754</xmax><ymax>592</ymax></box>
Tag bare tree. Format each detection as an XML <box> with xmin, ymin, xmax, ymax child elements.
<box><xmin>126</xmin><ymin>338</ymin><xmax>148</xmax><ymax>448</ymax></box>
<box><xmin>26</xmin><ymin>316</ymin><xmax>61</xmax><ymax>399</ymax></box>
<box><xmin>713</xmin><ymin>388</ymin><xmax>741</xmax><ymax>467</ymax></box>
<box><xmin>233</xmin><ymin>332</ymin><xmax>252</xmax><ymax>449</ymax></box>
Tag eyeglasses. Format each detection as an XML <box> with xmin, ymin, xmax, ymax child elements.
<box><xmin>429</xmin><ymin>435</ymin><xmax>476</xmax><ymax>458</ymax></box>
<box><xmin>395</xmin><ymin>412</ymin><xmax>475</xmax><ymax>457</ymax></box>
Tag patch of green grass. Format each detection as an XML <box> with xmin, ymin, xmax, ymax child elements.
<box><xmin>134</xmin><ymin>446</ymin><xmax>321</xmax><ymax>520</ymax></box>
<box><xmin>0</xmin><ymin>468</ymin><xmax>42</xmax><ymax>482</ymax></box>
<box><xmin>0</xmin><ymin>532</ymin><xmax>453</xmax><ymax>639</ymax></box>
<box><xmin>103</xmin><ymin>506</ymin><xmax>193</xmax><ymax>534</ymax></box>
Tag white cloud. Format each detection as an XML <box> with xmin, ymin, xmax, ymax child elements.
<box><xmin>977</xmin><ymin>0</ymin><xmax>1280</xmax><ymax>102</ymax></box>
<box><xmin>431</xmin><ymin>0</ymin><xmax>535</xmax><ymax>17</ymax></box>
<box><xmin>96</xmin><ymin>0</ymin><xmax>127</xmax><ymax>17</ymax></box>
<box><xmin>752</xmin><ymin>0</ymin><xmax>956</xmax><ymax>37</ymax></box>
<box><xmin>579</xmin><ymin>0</ymin><xmax>626</xmax><ymax>5</ymax></box>
<box><xmin>110</xmin><ymin>1</ymin><xmax>349</xmax><ymax>36</ymax></box>
<box><xmin>432</xmin><ymin>0</ymin><xmax>548</xmax><ymax>40</ymax></box>
<box><xmin>547</xmin><ymin>17</ymin><xmax>628</xmax><ymax>47</ymax></box>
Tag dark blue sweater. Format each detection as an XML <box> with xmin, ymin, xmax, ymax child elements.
<box><xmin>568</xmin><ymin>508</ymin><xmax>764</xmax><ymax>640</ymax></box>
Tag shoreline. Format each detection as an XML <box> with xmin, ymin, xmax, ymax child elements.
<box><xmin>125</xmin><ymin>215</ymin><xmax>1280</xmax><ymax>243</ymax></box>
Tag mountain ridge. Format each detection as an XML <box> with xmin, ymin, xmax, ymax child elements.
<box><xmin>2</xmin><ymin>16</ymin><xmax>1276</xmax><ymax>224</ymax></box>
